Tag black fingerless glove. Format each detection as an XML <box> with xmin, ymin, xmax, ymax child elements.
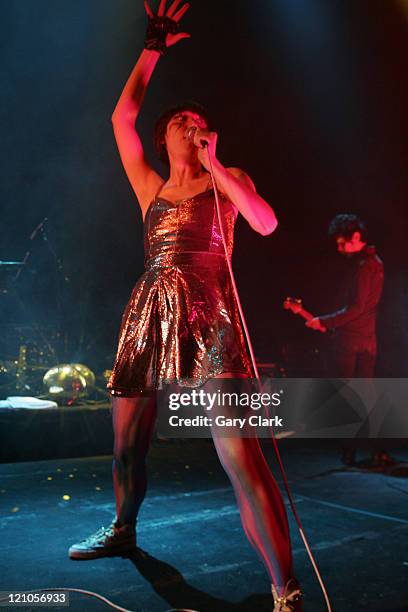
<box><xmin>144</xmin><ymin>15</ymin><xmax>179</xmax><ymax>55</ymax></box>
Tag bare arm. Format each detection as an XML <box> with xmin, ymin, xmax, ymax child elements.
<box><xmin>208</xmin><ymin>162</ymin><xmax>277</xmax><ymax>236</ymax></box>
<box><xmin>111</xmin><ymin>1</ymin><xmax>190</xmax><ymax>217</ymax></box>
<box><xmin>192</xmin><ymin>129</ymin><xmax>278</xmax><ymax>235</ymax></box>
<box><xmin>112</xmin><ymin>49</ymin><xmax>162</xmax><ymax>216</ymax></box>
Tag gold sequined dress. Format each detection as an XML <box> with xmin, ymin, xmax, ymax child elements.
<box><xmin>107</xmin><ymin>186</ymin><xmax>252</xmax><ymax>396</ymax></box>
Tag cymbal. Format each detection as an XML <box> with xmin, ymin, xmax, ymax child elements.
<box><xmin>0</xmin><ymin>261</ymin><xmax>24</xmax><ymax>266</ymax></box>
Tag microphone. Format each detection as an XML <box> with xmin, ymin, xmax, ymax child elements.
<box><xmin>30</xmin><ymin>217</ymin><xmax>48</xmax><ymax>241</ymax></box>
<box><xmin>185</xmin><ymin>126</ymin><xmax>208</xmax><ymax>148</ymax></box>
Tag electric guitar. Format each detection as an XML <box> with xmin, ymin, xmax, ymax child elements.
<box><xmin>283</xmin><ymin>297</ymin><xmax>327</xmax><ymax>332</ymax></box>
<box><xmin>283</xmin><ymin>297</ymin><xmax>314</xmax><ymax>321</ymax></box>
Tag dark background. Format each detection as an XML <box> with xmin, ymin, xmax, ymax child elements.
<box><xmin>1</xmin><ymin>0</ymin><xmax>407</xmax><ymax>379</ymax></box>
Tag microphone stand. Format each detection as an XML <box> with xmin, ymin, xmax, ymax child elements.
<box><xmin>13</xmin><ymin>218</ymin><xmax>49</xmax><ymax>282</ymax></box>
<box><xmin>10</xmin><ymin>217</ymin><xmax>70</xmax><ymax>367</ymax></box>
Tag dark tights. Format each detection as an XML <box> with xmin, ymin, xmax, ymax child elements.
<box><xmin>111</xmin><ymin>391</ymin><xmax>293</xmax><ymax>591</ymax></box>
<box><xmin>112</xmin><ymin>395</ymin><xmax>157</xmax><ymax>527</ymax></box>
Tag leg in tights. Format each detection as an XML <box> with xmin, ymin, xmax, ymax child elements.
<box><xmin>212</xmin><ymin>433</ymin><xmax>293</xmax><ymax>591</ymax></box>
<box><xmin>112</xmin><ymin>394</ymin><xmax>157</xmax><ymax>526</ymax></box>
<box><xmin>210</xmin><ymin>376</ymin><xmax>293</xmax><ymax>592</ymax></box>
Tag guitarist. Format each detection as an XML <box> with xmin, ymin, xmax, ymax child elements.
<box><xmin>306</xmin><ymin>214</ymin><xmax>383</xmax><ymax>375</ymax></box>
<box><xmin>306</xmin><ymin>214</ymin><xmax>394</xmax><ymax>466</ymax></box>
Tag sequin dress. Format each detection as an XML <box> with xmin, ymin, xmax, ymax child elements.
<box><xmin>107</xmin><ymin>186</ymin><xmax>252</xmax><ymax>396</ymax></box>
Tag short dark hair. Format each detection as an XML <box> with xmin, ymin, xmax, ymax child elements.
<box><xmin>328</xmin><ymin>214</ymin><xmax>368</xmax><ymax>242</ymax></box>
<box><xmin>153</xmin><ymin>101</ymin><xmax>211</xmax><ymax>165</ymax></box>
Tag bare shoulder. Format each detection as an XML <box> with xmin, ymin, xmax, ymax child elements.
<box><xmin>226</xmin><ymin>167</ymin><xmax>256</xmax><ymax>191</ymax></box>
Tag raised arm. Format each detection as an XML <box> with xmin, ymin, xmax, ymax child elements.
<box><xmin>111</xmin><ymin>0</ymin><xmax>190</xmax><ymax>217</ymax></box>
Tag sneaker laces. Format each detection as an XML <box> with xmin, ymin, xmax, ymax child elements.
<box><xmin>80</xmin><ymin>522</ymin><xmax>116</xmax><ymax>544</ymax></box>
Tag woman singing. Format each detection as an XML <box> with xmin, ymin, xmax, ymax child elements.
<box><xmin>69</xmin><ymin>2</ymin><xmax>301</xmax><ymax>609</ymax></box>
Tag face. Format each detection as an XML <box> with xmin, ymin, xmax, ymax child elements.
<box><xmin>164</xmin><ymin>111</ymin><xmax>208</xmax><ymax>157</ymax></box>
<box><xmin>336</xmin><ymin>231</ymin><xmax>363</xmax><ymax>255</ymax></box>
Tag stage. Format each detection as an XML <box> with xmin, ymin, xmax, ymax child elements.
<box><xmin>1</xmin><ymin>0</ymin><xmax>408</xmax><ymax>610</ymax></box>
<box><xmin>1</xmin><ymin>440</ymin><xmax>407</xmax><ymax>611</ymax></box>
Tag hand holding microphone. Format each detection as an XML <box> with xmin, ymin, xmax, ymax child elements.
<box><xmin>185</xmin><ymin>126</ymin><xmax>216</xmax><ymax>150</ymax></box>
<box><xmin>185</xmin><ymin>125</ymin><xmax>218</xmax><ymax>173</ymax></box>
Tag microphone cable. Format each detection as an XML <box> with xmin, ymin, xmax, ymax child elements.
<box><xmin>0</xmin><ymin>588</ymin><xmax>197</xmax><ymax>612</ymax></box>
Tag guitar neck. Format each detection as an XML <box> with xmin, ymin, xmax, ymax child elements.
<box><xmin>295</xmin><ymin>308</ymin><xmax>314</xmax><ymax>322</ymax></box>
<box><xmin>283</xmin><ymin>298</ymin><xmax>316</xmax><ymax>322</ymax></box>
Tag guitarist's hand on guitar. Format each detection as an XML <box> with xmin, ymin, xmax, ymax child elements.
<box><xmin>283</xmin><ymin>297</ymin><xmax>327</xmax><ymax>332</ymax></box>
<box><xmin>305</xmin><ymin>317</ymin><xmax>327</xmax><ymax>333</ymax></box>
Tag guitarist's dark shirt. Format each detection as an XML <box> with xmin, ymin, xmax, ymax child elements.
<box><xmin>319</xmin><ymin>245</ymin><xmax>384</xmax><ymax>343</ymax></box>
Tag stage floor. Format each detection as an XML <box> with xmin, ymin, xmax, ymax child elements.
<box><xmin>0</xmin><ymin>440</ymin><xmax>407</xmax><ymax>611</ymax></box>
